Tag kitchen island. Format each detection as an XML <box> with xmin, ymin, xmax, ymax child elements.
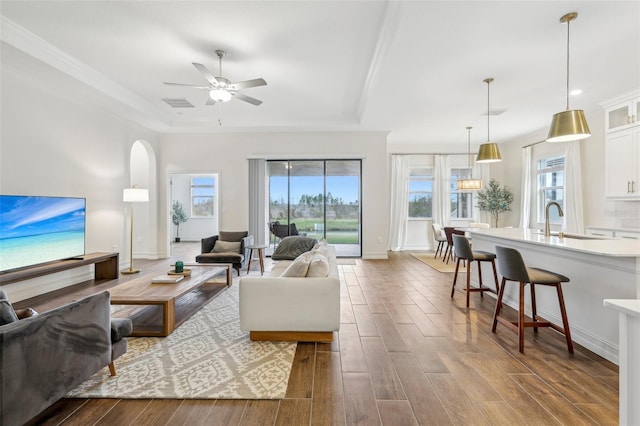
<box><xmin>466</xmin><ymin>227</ymin><xmax>640</xmax><ymax>364</ymax></box>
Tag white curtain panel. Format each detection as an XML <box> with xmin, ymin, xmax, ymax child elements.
<box><xmin>248</xmin><ymin>158</ymin><xmax>267</xmax><ymax>245</ymax></box>
<box><xmin>388</xmin><ymin>155</ymin><xmax>410</xmax><ymax>251</ymax></box>
<box><xmin>433</xmin><ymin>155</ymin><xmax>451</xmax><ymax>227</ymax></box>
<box><xmin>563</xmin><ymin>141</ymin><xmax>585</xmax><ymax>234</ymax></box>
<box><xmin>519</xmin><ymin>146</ymin><xmax>532</xmax><ymax>229</ymax></box>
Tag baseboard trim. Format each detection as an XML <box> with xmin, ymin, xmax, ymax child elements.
<box><xmin>249</xmin><ymin>331</ymin><xmax>334</xmax><ymax>342</ymax></box>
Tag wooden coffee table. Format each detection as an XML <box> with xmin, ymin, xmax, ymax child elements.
<box><xmin>109</xmin><ymin>263</ymin><xmax>231</xmax><ymax>337</ymax></box>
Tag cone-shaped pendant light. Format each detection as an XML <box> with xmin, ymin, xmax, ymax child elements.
<box><xmin>476</xmin><ymin>78</ymin><xmax>502</xmax><ymax>163</ymax></box>
<box><xmin>458</xmin><ymin>126</ymin><xmax>483</xmax><ymax>190</ymax></box>
<box><xmin>547</xmin><ymin>12</ymin><xmax>590</xmax><ymax>142</ymax></box>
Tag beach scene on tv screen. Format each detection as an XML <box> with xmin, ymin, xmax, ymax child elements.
<box><xmin>0</xmin><ymin>196</ymin><xmax>86</xmax><ymax>272</ymax></box>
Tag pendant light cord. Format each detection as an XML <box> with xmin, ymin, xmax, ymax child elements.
<box><xmin>467</xmin><ymin>126</ymin><xmax>473</xmax><ymax>178</ymax></box>
<box><xmin>565</xmin><ymin>18</ymin><xmax>571</xmax><ymax>110</ymax></box>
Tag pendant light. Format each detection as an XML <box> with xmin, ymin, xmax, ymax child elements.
<box><xmin>458</xmin><ymin>126</ymin><xmax>483</xmax><ymax>190</ymax></box>
<box><xmin>547</xmin><ymin>12</ymin><xmax>590</xmax><ymax>142</ymax></box>
<box><xmin>476</xmin><ymin>78</ymin><xmax>502</xmax><ymax>163</ymax></box>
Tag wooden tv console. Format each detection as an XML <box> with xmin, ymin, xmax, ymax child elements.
<box><xmin>0</xmin><ymin>252</ymin><xmax>119</xmax><ymax>286</ymax></box>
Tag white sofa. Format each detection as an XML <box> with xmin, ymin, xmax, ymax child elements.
<box><xmin>239</xmin><ymin>245</ymin><xmax>340</xmax><ymax>342</ymax></box>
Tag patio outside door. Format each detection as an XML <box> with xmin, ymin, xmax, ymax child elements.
<box><xmin>267</xmin><ymin>159</ymin><xmax>361</xmax><ymax>257</ymax></box>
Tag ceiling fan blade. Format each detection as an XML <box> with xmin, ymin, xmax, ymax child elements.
<box><xmin>228</xmin><ymin>78</ymin><xmax>267</xmax><ymax>90</ymax></box>
<box><xmin>163</xmin><ymin>82</ymin><xmax>210</xmax><ymax>89</ymax></box>
<box><xmin>205</xmin><ymin>97</ymin><xmax>217</xmax><ymax>106</ymax></box>
<box><xmin>233</xmin><ymin>92</ymin><xmax>263</xmax><ymax>106</ymax></box>
<box><xmin>192</xmin><ymin>63</ymin><xmax>219</xmax><ymax>86</ymax></box>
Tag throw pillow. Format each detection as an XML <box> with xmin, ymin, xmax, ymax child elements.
<box><xmin>312</xmin><ymin>242</ymin><xmax>330</xmax><ymax>257</ymax></box>
<box><xmin>280</xmin><ymin>252</ymin><xmax>312</xmax><ymax>277</ymax></box>
<box><xmin>15</xmin><ymin>307</ymin><xmax>38</xmax><ymax>320</ymax></box>
<box><xmin>306</xmin><ymin>253</ymin><xmax>330</xmax><ymax>277</ymax></box>
<box><xmin>212</xmin><ymin>240</ymin><xmax>242</xmax><ymax>253</ymax></box>
<box><xmin>272</xmin><ymin>236</ymin><xmax>318</xmax><ymax>260</ymax></box>
<box><xmin>0</xmin><ymin>290</ymin><xmax>18</xmax><ymax>326</ymax></box>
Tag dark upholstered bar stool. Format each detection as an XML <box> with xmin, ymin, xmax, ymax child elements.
<box><xmin>492</xmin><ymin>245</ymin><xmax>574</xmax><ymax>354</ymax></box>
<box><xmin>450</xmin><ymin>234</ymin><xmax>500</xmax><ymax>308</ymax></box>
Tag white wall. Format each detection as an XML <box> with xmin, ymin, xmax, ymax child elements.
<box><xmin>158</xmin><ymin>132</ymin><xmax>389</xmax><ymax>259</ymax></box>
<box><xmin>1</xmin><ymin>58</ymin><xmax>160</xmax><ymax>301</ymax></box>
<box><xmin>169</xmin><ymin>173</ymin><xmax>219</xmax><ymax>242</ymax></box>
<box><xmin>493</xmin><ymin>103</ymin><xmax>640</xmax><ymax>233</ymax></box>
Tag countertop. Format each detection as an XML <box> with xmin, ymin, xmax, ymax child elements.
<box><xmin>603</xmin><ymin>299</ymin><xmax>640</xmax><ymax>317</ymax></box>
<box><xmin>466</xmin><ymin>228</ymin><xmax>640</xmax><ymax>257</ymax></box>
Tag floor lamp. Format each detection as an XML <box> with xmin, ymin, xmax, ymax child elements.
<box><xmin>122</xmin><ymin>187</ymin><xmax>149</xmax><ymax>274</ymax></box>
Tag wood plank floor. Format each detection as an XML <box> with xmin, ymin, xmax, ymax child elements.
<box><xmin>26</xmin><ymin>248</ymin><xmax>618</xmax><ymax>425</ymax></box>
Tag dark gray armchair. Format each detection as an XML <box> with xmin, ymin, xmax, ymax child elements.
<box><xmin>0</xmin><ymin>290</ymin><xmax>131</xmax><ymax>426</ymax></box>
<box><xmin>195</xmin><ymin>231</ymin><xmax>254</xmax><ymax>275</ymax></box>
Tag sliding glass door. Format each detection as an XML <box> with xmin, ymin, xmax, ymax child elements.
<box><xmin>268</xmin><ymin>159</ymin><xmax>361</xmax><ymax>257</ymax></box>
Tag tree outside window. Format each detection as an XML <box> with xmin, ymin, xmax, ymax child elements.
<box><xmin>408</xmin><ymin>167</ymin><xmax>433</xmax><ymax>218</ymax></box>
<box><xmin>191</xmin><ymin>176</ymin><xmax>216</xmax><ymax>218</ymax></box>
<box><xmin>537</xmin><ymin>156</ymin><xmax>565</xmax><ymax>224</ymax></box>
<box><xmin>450</xmin><ymin>168</ymin><xmax>473</xmax><ymax>219</ymax></box>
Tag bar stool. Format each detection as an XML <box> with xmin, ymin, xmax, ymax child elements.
<box><xmin>432</xmin><ymin>223</ymin><xmax>447</xmax><ymax>259</ymax></box>
<box><xmin>450</xmin><ymin>234</ymin><xmax>500</xmax><ymax>308</ymax></box>
<box><xmin>443</xmin><ymin>227</ymin><xmax>464</xmax><ymax>264</ymax></box>
<box><xmin>492</xmin><ymin>245</ymin><xmax>574</xmax><ymax>354</ymax></box>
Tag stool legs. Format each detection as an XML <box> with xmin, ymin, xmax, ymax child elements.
<box><xmin>451</xmin><ymin>258</ymin><xmax>500</xmax><ymax>308</ymax></box>
<box><xmin>556</xmin><ymin>284</ymin><xmax>574</xmax><ymax>353</ymax></box>
<box><xmin>492</xmin><ymin>279</ymin><xmax>574</xmax><ymax>354</ymax></box>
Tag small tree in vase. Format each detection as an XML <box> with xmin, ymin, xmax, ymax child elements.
<box><xmin>171</xmin><ymin>201</ymin><xmax>188</xmax><ymax>242</ymax></box>
<box><xmin>476</xmin><ymin>179</ymin><xmax>514</xmax><ymax>228</ymax></box>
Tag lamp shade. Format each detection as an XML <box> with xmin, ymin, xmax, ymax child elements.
<box><xmin>546</xmin><ymin>109</ymin><xmax>591</xmax><ymax>142</ymax></box>
<box><xmin>123</xmin><ymin>188</ymin><xmax>149</xmax><ymax>203</ymax></box>
<box><xmin>457</xmin><ymin>179</ymin><xmax>483</xmax><ymax>191</ymax></box>
<box><xmin>476</xmin><ymin>142</ymin><xmax>502</xmax><ymax>163</ymax></box>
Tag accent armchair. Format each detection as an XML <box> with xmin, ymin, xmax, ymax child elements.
<box><xmin>195</xmin><ymin>231</ymin><xmax>254</xmax><ymax>275</ymax></box>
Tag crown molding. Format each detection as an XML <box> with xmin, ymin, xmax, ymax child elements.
<box><xmin>1</xmin><ymin>16</ymin><xmax>171</xmax><ymax>125</ymax></box>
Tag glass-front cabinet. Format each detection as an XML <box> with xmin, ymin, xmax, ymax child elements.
<box><xmin>603</xmin><ymin>91</ymin><xmax>640</xmax><ymax>132</ymax></box>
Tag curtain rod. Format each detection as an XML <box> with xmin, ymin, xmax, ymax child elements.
<box><xmin>389</xmin><ymin>152</ymin><xmax>472</xmax><ymax>156</ymax></box>
<box><xmin>522</xmin><ymin>140</ymin><xmax>546</xmax><ymax>148</ymax></box>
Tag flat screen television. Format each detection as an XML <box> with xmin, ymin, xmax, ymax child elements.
<box><xmin>0</xmin><ymin>195</ymin><xmax>86</xmax><ymax>273</ymax></box>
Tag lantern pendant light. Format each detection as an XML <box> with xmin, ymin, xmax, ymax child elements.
<box><xmin>458</xmin><ymin>126</ymin><xmax>483</xmax><ymax>190</ymax></box>
<box><xmin>476</xmin><ymin>78</ymin><xmax>502</xmax><ymax>163</ymax></box>
<box><xmin>547</xmin><ymin>12</ymin><xmax>590</xmax><ymax>142</ymax></box>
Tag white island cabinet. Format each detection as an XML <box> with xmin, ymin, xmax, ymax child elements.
<box><xmin>466</xmin><ymin>228</ymin><xmax>640</xmax><ymax>364</ymax></box>
<box><xmin>603</xmin><ymin>299</ymin><xmax>640</xmax><ymax>425</ymax></box>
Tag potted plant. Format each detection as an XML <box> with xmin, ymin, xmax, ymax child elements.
<box><xmin>171</xmin><ymin>201</ymin><xmax>188</xmax><ymax>242</ymax></box>
<box><xmin>476</xmin><ymin>178</ymin><xmax>514</xmax><ymax>228</ymax></box>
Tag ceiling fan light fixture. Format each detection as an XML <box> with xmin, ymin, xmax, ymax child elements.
<box><xmin>547</xmin><ymin>12</ymin><xmax>591</xmax><ymax>143</ymax></box>
<box><xmin>476</xmin><ymin>78</ymin><xmax>502</xmax><ymax>163</ymax></box>
<box><xmin>209</xmin><ymin>88</ymin><xmax>232</xmax><ymax>102</ymax></box>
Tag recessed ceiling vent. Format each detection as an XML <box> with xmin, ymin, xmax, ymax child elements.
<box><xmin>162</xmin><ymin>98</ymin><xmax>194</xmax><ymax>108</ymax></box>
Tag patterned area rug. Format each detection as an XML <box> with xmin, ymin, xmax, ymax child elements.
<box><xmin>67</xmin><ymin>284</ymin><xmax>297</xmax><ymax>399</ymax></box>
<box><xmin>410</xmin><ymin>252</ymin><xmax>457</xmax><ymax>273</ymax></box>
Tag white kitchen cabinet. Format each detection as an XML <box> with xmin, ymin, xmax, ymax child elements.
<box><xmin>616</xmin><ymin>231</ymin><xmax>640</xmax><ymax>240</ymax></box>
<box><xmin>605</xmin><ymin>126</ymin><xmax>640</xmax><ymax>199</ymax></box>
<box><xmin>585</xmin><ymin>228</ymin><xmax>615</xmax><ymax>237</ymax></box>
<box><xmin>603</xmin><ymin>91</ymin><xmax>640</xmax><ymax>133</ymax></box>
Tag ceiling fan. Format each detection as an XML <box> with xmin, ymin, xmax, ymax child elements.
<box><xmin>163</xmin><ymin>50</ymin><xmax>267</xmax><ymax>106</ymax></box>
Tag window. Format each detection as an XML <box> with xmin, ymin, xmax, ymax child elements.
<box><xmin>190</xmin><ymin>176</ymin><xmax>216</xmax><ymax>218</ymax></box>
<box><xmin>408</xmin><ymin>167</ymin><xmax>433</xmax><ymax>218</ymax></box>
<box><xmin>537</xmin><ymin>156</ymin><xmax>565</xmax><ymax>223</ymax></box>
<box><xmin>450</xmin><ymin>168</ymin><xmax>473</xmax><ymax>218</ymax></box>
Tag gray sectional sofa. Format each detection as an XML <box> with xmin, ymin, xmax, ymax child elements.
<box><xmin>0</xmin><ymin>290</ymin><xmax>130</xmax><ymax>426</ymax></box>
